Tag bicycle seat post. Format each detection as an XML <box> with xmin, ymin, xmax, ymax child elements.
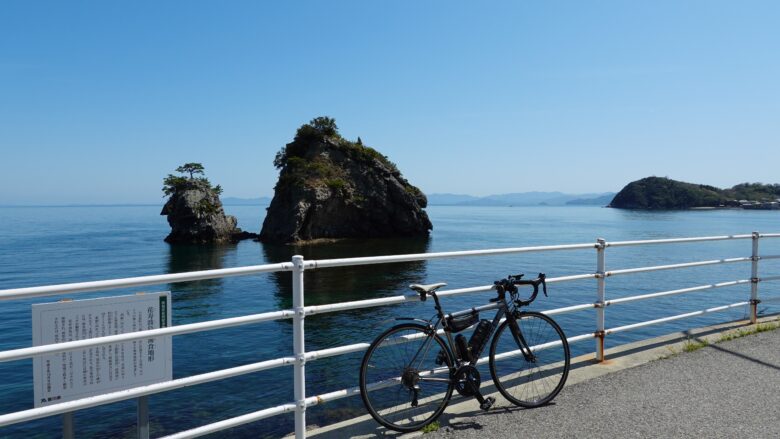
<box><xmin>409</xmin><ymin>283</ymin><xmax>447</xmax><ymax>317</ymax></box>
<box><xmin>431</xmin><ymin>292</ymin><xmax>448</xmax><ymax>318</ymax></box>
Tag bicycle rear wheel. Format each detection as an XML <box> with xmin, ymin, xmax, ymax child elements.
<box><xmin>359</xmin><ymin>323</ymin><xmax>454</xmax><ymax>432</ymax></box>
<box><xmin>488</xmin><ymin>311</ymin><xmax>570</xmax><ymax>407</ymax></box>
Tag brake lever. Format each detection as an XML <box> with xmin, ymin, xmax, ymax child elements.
<box><xmin>540</xmin><ymin>273</ymin><xmax>548</xmax><ymax>297</ymax></box>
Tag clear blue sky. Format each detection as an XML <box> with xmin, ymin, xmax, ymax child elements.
<box><xmin>1</xmin><ymin>1</ymin><xmax>778</xmax><ymax>204</ymax></box>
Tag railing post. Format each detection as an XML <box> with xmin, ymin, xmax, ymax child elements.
<box><xmin>62</xmin><ymin>412</ymin><xmax>74</xmax><ymax>439</ymax></box>
<box><xmin>595</xmin><ymin>238</ymin><xmax>607</xmax><ymax>362</ymax></box>
<box><xmin>292</xmin><ymin>255</ymin><xmax>307</xmax><ymax>439</ymax></box>
<box><xmin>750</xmin><ymin>231</ymin><xmax>760</xmax><ymax>324</ymax></box>
<box><xmin>137</xmin><ymin>396</ymin><xmax>149</xmax><ymax>439</ymax></box>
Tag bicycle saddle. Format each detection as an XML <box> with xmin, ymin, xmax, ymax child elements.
<box><xmin>409</xmin><ymin>283</ymin><xmax>447</xmax><ymax>294</ymax></box>
<box><xmin>409</xmin><ymin>283</ymin><xmax>446</xmax><ymax>301</ymax></box>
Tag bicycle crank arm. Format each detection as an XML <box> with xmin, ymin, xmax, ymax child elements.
<box><xmin>464</xmin><ymin>380</ymin><xmax>495</xmax><ymax>410</ymax></box>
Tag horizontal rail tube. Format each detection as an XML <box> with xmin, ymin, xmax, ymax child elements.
<box><xmin>304</xmin><ymin>272</ymin><xmax>594</xmax><ymax>317</ymax></box>
<box><xmin>567</xmin><ymin>332</ymin><xmax>599</xmax><ymax>344</ymax></box>
<box><xmin>304</xmin><ymin>294</ymin><xmax>417</xmax><ymax>316</ymax></box>
<box><xmin>544</xmin><ymin>303</ymin><xmax>597</xmax><ymax>315</ymax></box>
<box><xmin>0</xmin><ymin>309</ymin><xmax>293</xmax><ymax>363</ymax></box>
<box><xmin>0</xmin><ymin>356</ymin><xmax>294</xmax><ymax>428</ymax></box>
<box><xmin>607</xmin><ymin>234</ymin><xmax>752</xmax><ymax>247</ymax></box>
<box><xmin>435</xmin><ymin>285</ymin><xmax>494</xmax><ymax>298</ymax></box>
<box><xmin>605</xmin><ymin>280</ymin><xmax>751</xmax><ymax>306</ymax></box>
<box><xmin>605</xmin><ymin>302</ymin><xmax>749</xmax><ymax>335</ymax></box>
<box><xmin>761</xmin><ymin>275</ymin><xmax>780</xmax><ymax>282</ymax></box>
<box><xmin>305</xmin><ymin>386</ymin><xmax>362</xmax><ymax>407</ymax></box>
<box><xmin>760</xmin><ymin>255</ymin><xmax>780</xmax><ymax>260</ymax></box>
<box><xmin>760</xmin><ymin>233</ymin><xmax>780</xmax><ymax>238</ymax></box>
<box><xmin>160</xmin><ymin>404</ymin><xmax>297</xmax><ymax>439</ymax></box>
<box><xmin>0</xmin><ymin>263</ymin><xmax>293</xmax><ymax>301</ymax></box>
<box><xmin>308</xmin><ymin>243</ymin><xmax>598</xmax><ymax>269</ymax></box>
<box><xmin>547</xmin><ymin>273</ymin><xmax>598</xmax><ymax>283</ymax></box>
<box><xmin>607</xmin><ymin>257</ymin><xmax>751</xmax><ymax>277</ymax></box>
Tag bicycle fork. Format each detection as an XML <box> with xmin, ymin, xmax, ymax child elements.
<box><xmin>508</xmin><ymin>314</ymin><xmax>536</xmax><ymax>362</ymax></box>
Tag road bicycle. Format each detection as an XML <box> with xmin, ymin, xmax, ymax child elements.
<box><xmin>359</xmin><ymin>273</ymin><xmax>570</xmax><ymax>432</ymax></box>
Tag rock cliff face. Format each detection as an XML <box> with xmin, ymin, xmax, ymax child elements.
<box><xmin>161</xmin><ymin>179</ymin><xmax>250</xmax><ymax>243</ymax></box>
<box><xmin>260</xmin><ymin>118</ymin><xmax>432</xmax><ymax>243</ymax></box>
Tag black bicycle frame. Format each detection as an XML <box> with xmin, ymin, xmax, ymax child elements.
<box><xmin>406</xmin><ymin>289</ymin><xmax>535</xmax><ymax>382</ymax></box>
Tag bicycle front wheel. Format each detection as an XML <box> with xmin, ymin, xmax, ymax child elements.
<box><xmin>488</xmin><ymin>311</ymin><xmax>570</xmax><ymax>407</ymax></box>
<box><xmin>359</xmin><ymin>323</ymin><xmax>454</xmax><ymax>432</ymax></box>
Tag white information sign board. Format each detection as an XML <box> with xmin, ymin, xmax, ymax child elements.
<box><xmin>32</xmin><ymin>292</ymin><xmax>173</xmax><ymax>407</ymax></box>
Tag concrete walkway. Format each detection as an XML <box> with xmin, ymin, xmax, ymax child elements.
<box><xmin>304</xmin><ymin>315</ymin><xmax>780</xmax><ymax>439</ymax></box>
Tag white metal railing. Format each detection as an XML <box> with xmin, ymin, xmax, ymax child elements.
<box><xmin>0</xmin><ymin>232</ymin><xmax>778</xmax><ymax>439</ymax></box>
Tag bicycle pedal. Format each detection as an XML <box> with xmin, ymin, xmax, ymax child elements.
<box><xmin>480</xmin><ymin>396</ymin><xmax>496</xmax><ymax>411</ymax></box>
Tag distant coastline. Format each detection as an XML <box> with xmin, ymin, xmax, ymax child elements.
<box><xmin>426</xmin><ymin>191</ymin><xmax>615</xmax><ymax>207</ymax></box>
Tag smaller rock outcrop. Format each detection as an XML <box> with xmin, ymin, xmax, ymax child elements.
<box><xmin>161</xmin><ymin>164</ymin><xmax>256</xmax><ymax>243</ymax></box>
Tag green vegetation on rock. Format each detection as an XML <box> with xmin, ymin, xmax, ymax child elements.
<box><xmin>176</xmin><ymin>162</ymin><xmax>205</xmax><ymax>178</ymax></box>
<box><xmin>609</xmin><ymin>177</ymin><xmax>780</xmax><ymax>209</ymax></box>
<box><xmin>274</xmin><ymin>117</ymin><xmax>400</xmax><ymax>176</ymax></box>
<box><xmin>270</xmin><ymin>117</ymin><xmax>410</xmax><ymax>197</ymax></box>
<box><xmin>723</xmin><ymin>183</ymin><xmax>780</xmax><ymax>201</ymax></box>
<box><xmin>163</xmin><ymin>162</ymin><xmax>223</xmax><ymax>199</ymax></box>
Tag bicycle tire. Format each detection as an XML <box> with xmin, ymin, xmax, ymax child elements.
<box><xmin>359</xmin><ymin>323</ymin><xmax>455</xmax><ymax>432</ymax></box>
<box><xmin>488</xmin><ymin>311</ymin><xmax>570</xmax><ymax>407</ymax></box>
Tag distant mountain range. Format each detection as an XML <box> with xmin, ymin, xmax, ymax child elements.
<box><xmin>565</xmin><ymin>193</ymin><xmax>617</xmax><ymax>206</ymax></box>
<box><xmin>426</xmin><ymin>192</ymin><xmax>616</xmax><ymax>207</ymax></box>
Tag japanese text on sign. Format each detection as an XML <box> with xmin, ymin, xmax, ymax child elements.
<box><xmin>32</xmin><ymin>293</ymin><xmax>172</xmax><ymax>407</ymax></box>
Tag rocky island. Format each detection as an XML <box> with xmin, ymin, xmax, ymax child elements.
<box><xmin>260</xmin><ymin>117</ymin><xmax>432</xmax><ymax>243</ymax></box>
<box><xmin>161</xmin><ymin>163</ymin><xmax>257</xmax><ymax>243</ymax></box>
<box><xmin>609</xmin><ymin>177</ymin><xmax>780</xmax><ymax>209</ymax></box>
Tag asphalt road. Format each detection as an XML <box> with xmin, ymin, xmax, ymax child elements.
<box><xmin>430</xmin><ymin>330</ymin><xmax>780</xmax><ymax>439</ymax></box>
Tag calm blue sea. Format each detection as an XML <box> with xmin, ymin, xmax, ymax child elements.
<box><xmin>1</xmin><ymin>205</ymin><xmax>779</xmax><ymax>438</ymax></box>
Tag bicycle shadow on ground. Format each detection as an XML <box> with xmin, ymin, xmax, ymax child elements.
<box><xmin>434</xmin><ymin>400</ymin><xmax>559</xmax><ymax>434</ymax></box>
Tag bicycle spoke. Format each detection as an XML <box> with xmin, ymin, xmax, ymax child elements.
<box><xmin>360</xmin><ymin>324</ymin><xmax>454</xmax><ymax>432</ymax></box>
<box><xmin>489</xmin><ymin>312</ymin><xmax>570</xmax><ymax>408</ymax></box>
